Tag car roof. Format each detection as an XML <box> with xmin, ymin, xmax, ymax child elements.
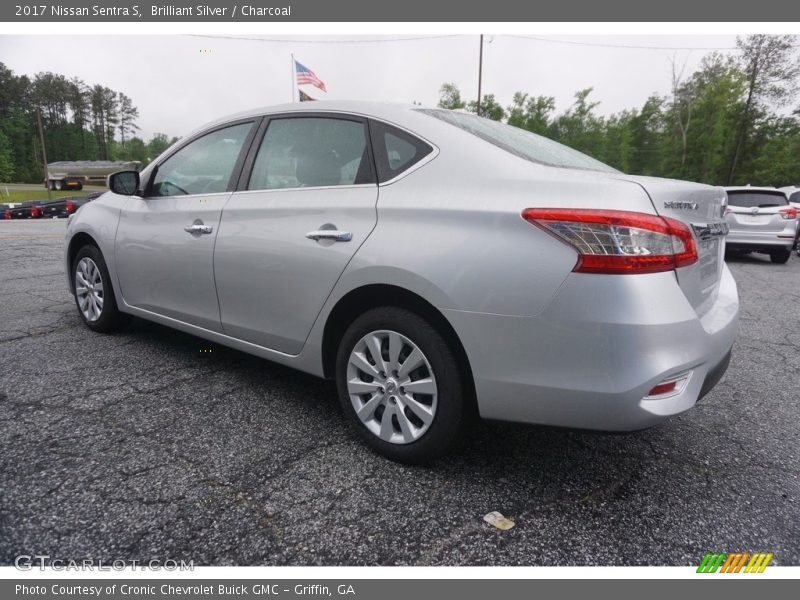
<box><xmin>197</xmin><ymin>101</ymin><xmax>422</xmax><ymax>132</ymax></box>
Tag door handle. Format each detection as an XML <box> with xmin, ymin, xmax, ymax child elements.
<box><xmin>305</xmin><ymin>230</ymin><xmax>352</xmax><ymax>242</ymax></box>
<box><xmin>184</xmin><ymin>224</ymin><xmax>213</xmax><ymax>235</ymax></box>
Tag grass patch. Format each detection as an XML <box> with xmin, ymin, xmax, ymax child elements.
<box><xmin>0</xmin><ymin>187</ymin><xmax>105</xmax><ymax>204</ymax></box>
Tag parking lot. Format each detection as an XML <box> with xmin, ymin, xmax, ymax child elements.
<box><xmin>0</xmin><ymin>218</ymin><xmax>798</xmax><ymax>566</ymax></box>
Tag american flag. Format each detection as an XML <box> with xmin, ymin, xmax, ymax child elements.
<box><xmin>298</xmin><ymin>89</ymin><xmax>316</xmax><ymax>102</ymax></box>
<box><xmin>295</xmin><ymin>60</ymin><xmax>327</xmax><ymax>92</ymax></box>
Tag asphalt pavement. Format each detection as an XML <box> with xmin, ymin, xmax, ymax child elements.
<box><xmin>1</xmin><ymin>219</ymin><xmax>798</xmax><ymax>566</ymax></box>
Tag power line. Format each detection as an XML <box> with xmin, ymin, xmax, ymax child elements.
<box><xmin>187</xmin><ymin>32</ymin><xmax>800</xmax><ymax>51</ymax></box>
<box><xmin>186</xmin><ymin>34</ymin><xmax>462</xmax><ymax>44</ymax></box>
<box><xmin>504</xmin><ymin>34</ymin><xmax>797</xmax><ymax>51</ymax></box>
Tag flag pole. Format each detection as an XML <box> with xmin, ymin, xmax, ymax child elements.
<box><xmin>290</xmin><ymin>53</ymin><xmax>295</xmax><ymax>102</ymax></box>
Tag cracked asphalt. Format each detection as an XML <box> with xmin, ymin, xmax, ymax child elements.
<box><xmin>1</xmin><ymin>219</ymin><xmax>798</xmax><ymax>566</ymax></box>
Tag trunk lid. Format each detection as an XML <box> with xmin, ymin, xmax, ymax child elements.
<box><xmin>725</xmin><ymin>189</ymin><xmax>790</xmax><ymax>234</ymax></box>
<box><xmin>617</xmin><ymin>175</ymin><xmax>728</xmax><ymax>316</ymax></box>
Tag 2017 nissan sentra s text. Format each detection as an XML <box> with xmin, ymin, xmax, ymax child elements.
<box><xmin>65</xmin><ymin>102</ymin><xmax>740</xmax><ymax>463</ymax></box>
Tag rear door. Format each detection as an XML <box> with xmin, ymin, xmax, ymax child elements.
<box><xmin>115</xmin><ymin>120</ymin><xmax>258</xmax><ymax>331</ymax></box>
<box><xmin>214</xmin><ymin>113</ymin><xmax>378</xmax><ymax>355</ymax></box>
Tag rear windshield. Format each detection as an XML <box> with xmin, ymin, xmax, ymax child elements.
<box><xmin>727</xmin><ymin>191</ymin><xmax>788</xmax><ymax>208</ymax></box>
<box><xmin>417</xmin><ymin>108</ymin><xmax>618</xmax><ymax>173</ymax></box>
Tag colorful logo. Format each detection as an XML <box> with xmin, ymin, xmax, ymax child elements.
<box><xmin>697</xmin><ymin>552</ymin><xmax>774</xmax><ymax>573</ymax></box>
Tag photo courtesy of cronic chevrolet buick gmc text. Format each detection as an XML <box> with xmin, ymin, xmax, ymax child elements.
<box><xmin>64</xmin><ymin>102</ymin><xmax>739</xmax><ymax>463</ymax></box>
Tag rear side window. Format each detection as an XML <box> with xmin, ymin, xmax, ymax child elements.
<box><xmin>248</xmin><ymin>117</ymin><xmax>374</xmax><ymax>190</ymax></box>
<box><xmin>727</xmin><ymin>191</ymin><xmax>788</xmax><ymax>208</ymax></box>
<box><xmin>789</xmin><ymin>191</ymin><xmax>800</xmax><ymax>204</ymax></box>
<box><xmin>369</xmin><ymin>120</ymin><xmax>433</xmax><ymax>183</ymax></box>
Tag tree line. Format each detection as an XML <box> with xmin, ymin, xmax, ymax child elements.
<box><xmin>0</xmin><ymin>62</ymin><xmax>178</xmax><ymax>183</ymax></box>
<box><xmin>438</xmin><ymin>35</ymin><xmax>800</xmax><ymax>186</ymax></box>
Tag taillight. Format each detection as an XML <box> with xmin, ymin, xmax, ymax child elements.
<box><xmin>3</xmin><ymin>210</ymin><xmax>10</xmax><ymax>220</ymax></box>
<box><xmin>779</xmin><ymin>206</ymin><xmax>798</xmax><ymax>220</ymax></box>
<box><xmin>521</xmin><ymin>208</ymin><xmax>698</xmax><ymax>275</ymax></box>
<box><xmin>65</xmin><ymin>200</ymin><xmax>75</xmax><ymax>213</ymax></box>
<box><xmin>31</xmin><ymin>207</ymin><xmax>41</xmax><ymax>218</ymax></box>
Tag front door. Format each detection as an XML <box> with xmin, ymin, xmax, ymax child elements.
<box><xmin>115</xmin><ymin>121</ymin><xmax>256</xmax><ymax>331</ymax></box>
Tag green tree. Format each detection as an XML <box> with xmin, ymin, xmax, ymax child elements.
<box><xmin>437</xmin><ymin>82</ymin><xmax>465</xmax><ymax>109</ymax></box>
<box><xmin>0</xmin><ymin>130</ymin><xmax>14</xmax><ymax>182</ymax></box>
<box><xmin>506</xmin><ymin>92</ymin><xmax>555</xmax><ymax>135</ymax></box>
<box><xmin>467</xmin><ymin>94</ymin><xmax>505</xmax><ymax>120</ymax></box>
<box><xmin>146</xmin><ymin>133</ymin><xmax>178</xmax><ymax>161</ymax></box>
<box><xmin>728</xmin><ymin>34</ymin><xmax>800</xmax><ymax>183</ymax></box>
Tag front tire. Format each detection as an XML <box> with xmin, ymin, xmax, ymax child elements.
<box><xmin>335</xmin><ymin>307</ymin><xmax>468</xmax><ymax>464</ymax></box>
<box><xmin>72</xmin><ymin>245</ymin><xmax>129</xmax><ymax>332</ymax></box>
<box><xmin>770</xmin><ymin>248</ymin><xmax>791</xmax><ymax>264</ymax></box>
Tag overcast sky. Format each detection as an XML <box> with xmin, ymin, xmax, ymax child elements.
<box><xmin>0</xmin><ymin>34</ymin><xmax>741</xmax><ymax>140</ymax></box>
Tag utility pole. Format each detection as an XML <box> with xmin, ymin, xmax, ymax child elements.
<box><xmin>290</xmin><ymin>53</ymin><xmax>296</xmax><ymax>102</ymax></box>
<box><xmin>37</xmin><ymin>108</ymin><xmax>52</xmax><ymax>203</ymax></box>
<box><xmin>477</xmin><ymin>34</ymin><xmax>484</xmax><ymax>117</ymax></box>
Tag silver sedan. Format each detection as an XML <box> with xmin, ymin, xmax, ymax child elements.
<box><xmin>65</xmin><ymin>102</ymin><xmax>739</xmax><ymax>463</ymax></box>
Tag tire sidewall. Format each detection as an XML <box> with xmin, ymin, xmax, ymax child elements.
<box><xmin>335</xmin><ymin>307</ymin><xmax>465</xmax><ymax>464</ymax></box>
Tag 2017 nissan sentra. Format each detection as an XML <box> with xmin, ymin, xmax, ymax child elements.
<box><xmin>64</xmin><ymin>102</ymin><xmax>739</xmax><ymax>463</ymax></box>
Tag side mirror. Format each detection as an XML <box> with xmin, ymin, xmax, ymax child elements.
<box><xmin>108</xmin><ymin>170</ymin><xmax>140</xmax><ymax>196</ymax></box>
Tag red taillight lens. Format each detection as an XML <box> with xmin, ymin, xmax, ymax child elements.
<box><xmin>65</xmin><ymin>200</ymin><xmax>75</xmax><ymax>213</ymax></box>
<box><xmin>31</xmin><ymin>207</ymin><xmax>41</xmax><ymax>218</ymax></box>
<box><xmin>521</xmin><ymin>208</ymin><xmax>698</xmax><ymax>274</ymax></box>
<box><xmin>779</xmin><ymin>206</ymin><xmax>798</xmax><ymax>220</ymax></box>
<box><xmin>3</xmin><ymin>210</ymin><xmax>10</xmax><ymax>220</ymax></box>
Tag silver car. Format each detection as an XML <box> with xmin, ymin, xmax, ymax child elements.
<box><xmin>724</xmin><ymin>186</ymin><xmax>798</xmax><ymax>263</ymax></box>
<box><xmin>65</xmin><ymin>102</ymin><xmax>739</xmax><ymax>463</ymax></box>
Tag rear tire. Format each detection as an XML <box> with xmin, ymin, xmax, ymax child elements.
<box><xmin>335</xmin><ymin>307</ymin><xmax>468</xmax><ymax>464</ymax></box>
<box><xmin>770</xmin><ymin>248</ymin><xmax>791</xmax><ymax>264</ymax></box>
<box><xmin>72</xmin><ymin>245</ymin><xmax>129</xmax><ymax>333</ymax></box>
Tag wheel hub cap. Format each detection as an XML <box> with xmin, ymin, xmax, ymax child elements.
<box><xmin>346</xmin><ymin>329</ymin><xmax>438</xmax><ymax>445</ymax></box>
<box><xmin>75</xmin><ymin>257</ymin><xmax>104</xmax><ymax>322</ymax></box>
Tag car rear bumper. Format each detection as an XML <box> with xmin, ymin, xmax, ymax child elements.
<box><xmin>443</xmin><ymin>264</ymin><xmax>739</xmax><ymax>431</ymax></box>
<box><xmin>726</xmin><ymin>227</ymin><xmax>797</xmax><ymax>250</ymax></box>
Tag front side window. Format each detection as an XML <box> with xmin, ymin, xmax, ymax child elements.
<box><xmin>150</xmin><ymin>122</ymin><xmax>253</xmax><ymax>197</ymax></box>
<box><xmin>248</xmin><ymin>117</ymin><xmax>373</xmax><ymax>191</ymax></box>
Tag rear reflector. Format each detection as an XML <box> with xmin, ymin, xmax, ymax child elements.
<box><xmin>648</xmin><ymin>381</ymin><xmax>677</xmax><ymax>396</ymax></box>
<box><xmin>521</xmin><ymin>208</ymin><xmax>698</xmax><ymax>274</ymax></box>
<box><xmin>645</xmin><ymin>373</ymin><xmax>691</xmax><ymax>399</ymax></box>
